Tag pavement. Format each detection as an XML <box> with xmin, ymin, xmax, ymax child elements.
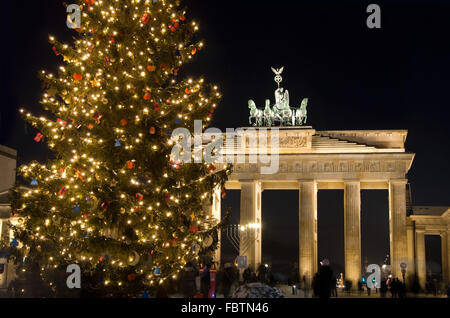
<box><xmin>276</xmin><ymin>284</ymin><xmax>448</xmax><ymax>298</ymax></box>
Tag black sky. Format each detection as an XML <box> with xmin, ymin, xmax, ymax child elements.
<box><xmin>1</xmin><ymin>0</ymin><xmax>449</xmax><ymax>277</ymax></box>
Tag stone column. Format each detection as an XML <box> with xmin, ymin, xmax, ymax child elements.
<box><xmin>447</xmin><ymin>229</ymin><xmax>450</xmax><ymax>284</ymax></box>
<box><xmin>415</xmin><ymin>229</ymin><xmax>426</xmax><ymax>290</ymax></box>
<box><xmin>441</xmin><ymin>231</ymin><xmax>449</xmax><ymax>284</ymax></box>
<box><xmin>203</xmin><ymin>186</ymin><xmax>222</xmax><ymax>267</ymax></box>
<box><xmin>389</xmin><ymin>179</ymin><xmax>408</xmax><ymax>279</ymax></box>
<box><xmin>344</xmin><ymin>180</ymin><xmax>361</xmax><ymax>290</ymax></box>
<box><xmin>240</xmin><ymin>180</ymin><xmax>262</xmax><ymax>271</ymax></box>
<box><xmin>299</xmin><ymin>181</ymin><xmax>318</xmax><ymax>289</ymax></box>
<box><xmin>406</xmin><ymin>221</ymin><xmax>416</xmax><ymax>287</ymax></box>
<box><xmin>212</xmin><ymin>187</ymin><xmax>222</xmax><ymax>266</ymax></box>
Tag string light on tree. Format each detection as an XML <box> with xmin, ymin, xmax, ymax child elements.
<box><xmin>5</xmin><ymin>0</ymin><xmax>231</xmax><ymax>298</ymax></box>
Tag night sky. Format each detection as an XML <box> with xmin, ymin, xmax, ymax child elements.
<box><xmin>1</xmin><ymin>0</ymin><xmax>449</xmax><ymax>278</ymax></box>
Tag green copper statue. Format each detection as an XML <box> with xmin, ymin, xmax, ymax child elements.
<box><xmin>248</xmin><ymin>67</ymin><xmax>309</xmax><ymax>127</ymax></box>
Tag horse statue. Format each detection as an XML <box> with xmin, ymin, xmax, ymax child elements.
<box><xmin>248</xmin><ymin>99</ymin><xmax>264</xmax><ymax>126</ymax></box>
<box><xmin>273</xmin><ymin>88</ymin><xmax>293</xmax><ymax>126</ymax></box>
<box><xmin>247</xmin><ymin>67</ymin><xmax>309</xmax><ymax>127</ymax></box>
<box><xmin>295</xmin><ymin>98</ymin><xmax>308</xmax><ymax>125</ymax></box>
<box><xmin>263</xmin><ymin>99</ymin><xmax>274</xmax><ymax>126</ymax></box>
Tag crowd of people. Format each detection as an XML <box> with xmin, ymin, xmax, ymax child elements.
<box><xmin>173</xmin><ymin>259</ymin><xmax>450</xmax><ymax>299</ymax></box>
<box><xmin>178</xmin><ymin>262</ymin><xmax>278</xmax><ymax>298</ymax></box>
<box><xmin>178</xmin><ymin>261</ymin><xmax>237</xmax><ymax>298</ymax></box>
<box><xmin>307</xmin><ymin>259</ymin><xmax>418</xmax><ymax>299</ymax></box>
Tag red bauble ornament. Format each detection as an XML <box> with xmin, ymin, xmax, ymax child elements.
<box><xmin>169</xmin><ymin>19</ymin><xmax>179</xmax><ymax>32</ymax></box>
<box><xmin>141</xmin><ymin>12</ymin><xmax>150</xmax><ymax>25</ymax></box>
<box><xmin>192</xmin><ymin>48</ymin><xmax>197</xmax><ymax>55</ymax></box>
<box><xmin>126</xmin><ymin>161</ymin><xmax>135</xmax><ymax>169</ymax></box>
<box><xmin>120</xmin><ymin>119</ymin><xmax>128</xmax><ymax>126</ymax></box>
<box><xmin>57</xmin><ymin>118</ymin><xmax>67</xmax><ymax>127</ymax></box>
<box><xmin>144</xmin><ymin>93</ymin><xmax>151</xmax><ymax>100</ymax></box>
<box><xmin>59</xmin><ymin>186</ymin><xmax>68</xmax><ymax>196</ymax></box>
<box><xmin>128</xmin><ymin>273</ymin><xmax>137</xmax><ymax>281</ymax></box>
<box><xmin>147</xmin><ymin>65</ymin><xmax>156</xmax><ymax>72</ymax></box>
<box><xmin>85</xmin><ymin>0</ymin><xmax>95</xmax><ymax>5</ymax></box>
<box><xmin>34</xmin><ymin>133</ymin><xmax>44</xmax><ymax>142</ymax></box>
<box><xmin>52</xmin><ymin>46</ymin><xmax>60</xmax><ymax>56</ymax></box>
<box><xmin>170</xmin><ymin>160</ymin><xmax>181</xmax><ymax>169</ymax></box>
<box><xmin>208</xmin><ymin>164</ymin><xmax>216</xmax><ymax>172</ymax></box>
<box><xmin>149</xmin><ymin>127</ymin><xmax>156</xmax><ymax>134</ymax></box>
<box><xmin>101</xmin><ymin>202</ymin><xmax>110</xmax><ymax>210</ymax></box>
<box><xmin>73</xmin><ymin>73</ymin><xmax>83</xmax><ymax>81</ymax></box>
<box><xmin>189</xmin><ymin>225</ymin><xmax>199</xmax><ymax>233</ymax></box>
<box><xmin>185</xmin><ymin>88</ymin><xmax>191</xmax><ymax>94</ymax></box>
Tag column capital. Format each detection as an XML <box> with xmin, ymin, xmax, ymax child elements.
<box><xmin>298</xmin><ymin>180</ymin><xmax>317</xmax><ymax>186</ymax></box>
<box><xmin>344</xmin><ymin>179</ymin><xmax>361</xmax><ymax>185</ymax></box>
<box><xmin>389</xmin><ymin>179</ymin><xmax>408</xmax><ymax>186</ymax></box>
<box><xmin>298</xmin><ymin>180</ymin><xmax>317</xmax><ymax>192</ymax></box>
<box><xmin>415</xmin><ymin>227</ymin><xmax>426</xmax><ymax>234</ymax></box>
<box><xmin>239</xmin><ymin>180</ymin><xmax>263</xmax><ymax>188</ymax></box>
<box><xmin>239</xmin><ymin>179</ymin><xmax>255</xmax><ymax>184</ymax></box>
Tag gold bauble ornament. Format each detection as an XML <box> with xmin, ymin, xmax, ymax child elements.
<box><xmin>128</xmin><ymin>251</ymin><xmax>140</xmax><ymax>266</ymax></box>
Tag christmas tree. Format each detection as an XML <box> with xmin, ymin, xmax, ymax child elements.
<box><xmin>6</xmin><ymin>0</ymin><xmax>230</xmax><ymax>297</ymax></box>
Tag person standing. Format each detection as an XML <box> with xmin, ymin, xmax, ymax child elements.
<box><xmin>200</xmin><ymin>263</ymin><xmax>211</xmax><ymax>298</ymax></box>
<box><xmin>357</xmin><ymin>280</ymin><xmax>363</xmax><ymax>296</ymax></box>
<box><xmin>399</xmin><ymin>280</ymin><xmax>407</xmax><ymax>298</ymax></box>
<box><xmin>221</xmin><ymin>263</ymin><xmax>236</xmax><ymax>298</ymax></box>
<box><xmin>380</xmin><ymin>279</ymin><xmax>387</xmax><ymax>298</ymax></box>
<box><xmin>318</xmin><ymin>259</ymin><xmax>333</xmax><ymax>299</ymax></box>
<box><xmin>243</xmin><ymin>266</ymin><xmax>252</xmax><ymax>284</ymax></box>
<box><xmin>312</xmin><ymin>273</ymin><xmax>320</xmax><ymax>298</ymax></box>
<box><xmin>302</xmin><ymin>275</ymin><xmax>309</xmax><ymax>297</ymax></box>
<box><xmin>257</xmin><ymin>263</ymin><xmax>267</xmax><ymax>283</ymax></box>
<box><xmin>180</xmin><ymin>262</ymin><xmax>198</xmax><ymax>298</ymax></box>
<box><xmin>391</xmin><ymin>278</ymin><xmax>399</xmax><ymax>298</ymax></box>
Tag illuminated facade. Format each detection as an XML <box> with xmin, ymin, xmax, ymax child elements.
<box><xmin>208</xmin><ymin>127</ymin><xmax>449</xmax><ymax>290</ymax></box>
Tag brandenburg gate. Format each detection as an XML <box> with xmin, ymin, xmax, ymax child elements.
<box><xmin>204</xmin><ymin>67</ymin><xmax>449</xmax><ymax>290</ymax></box>
<box><xmin>219</xmin><ymin>126</ymin><xmax>415</xmax><ymax>289</ymax></box>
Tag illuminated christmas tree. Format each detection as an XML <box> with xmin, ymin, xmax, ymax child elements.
<box><xmin>7</xmin><ymin>0</ymin><xmax>230</xmax><ymax>297</ymax></box>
